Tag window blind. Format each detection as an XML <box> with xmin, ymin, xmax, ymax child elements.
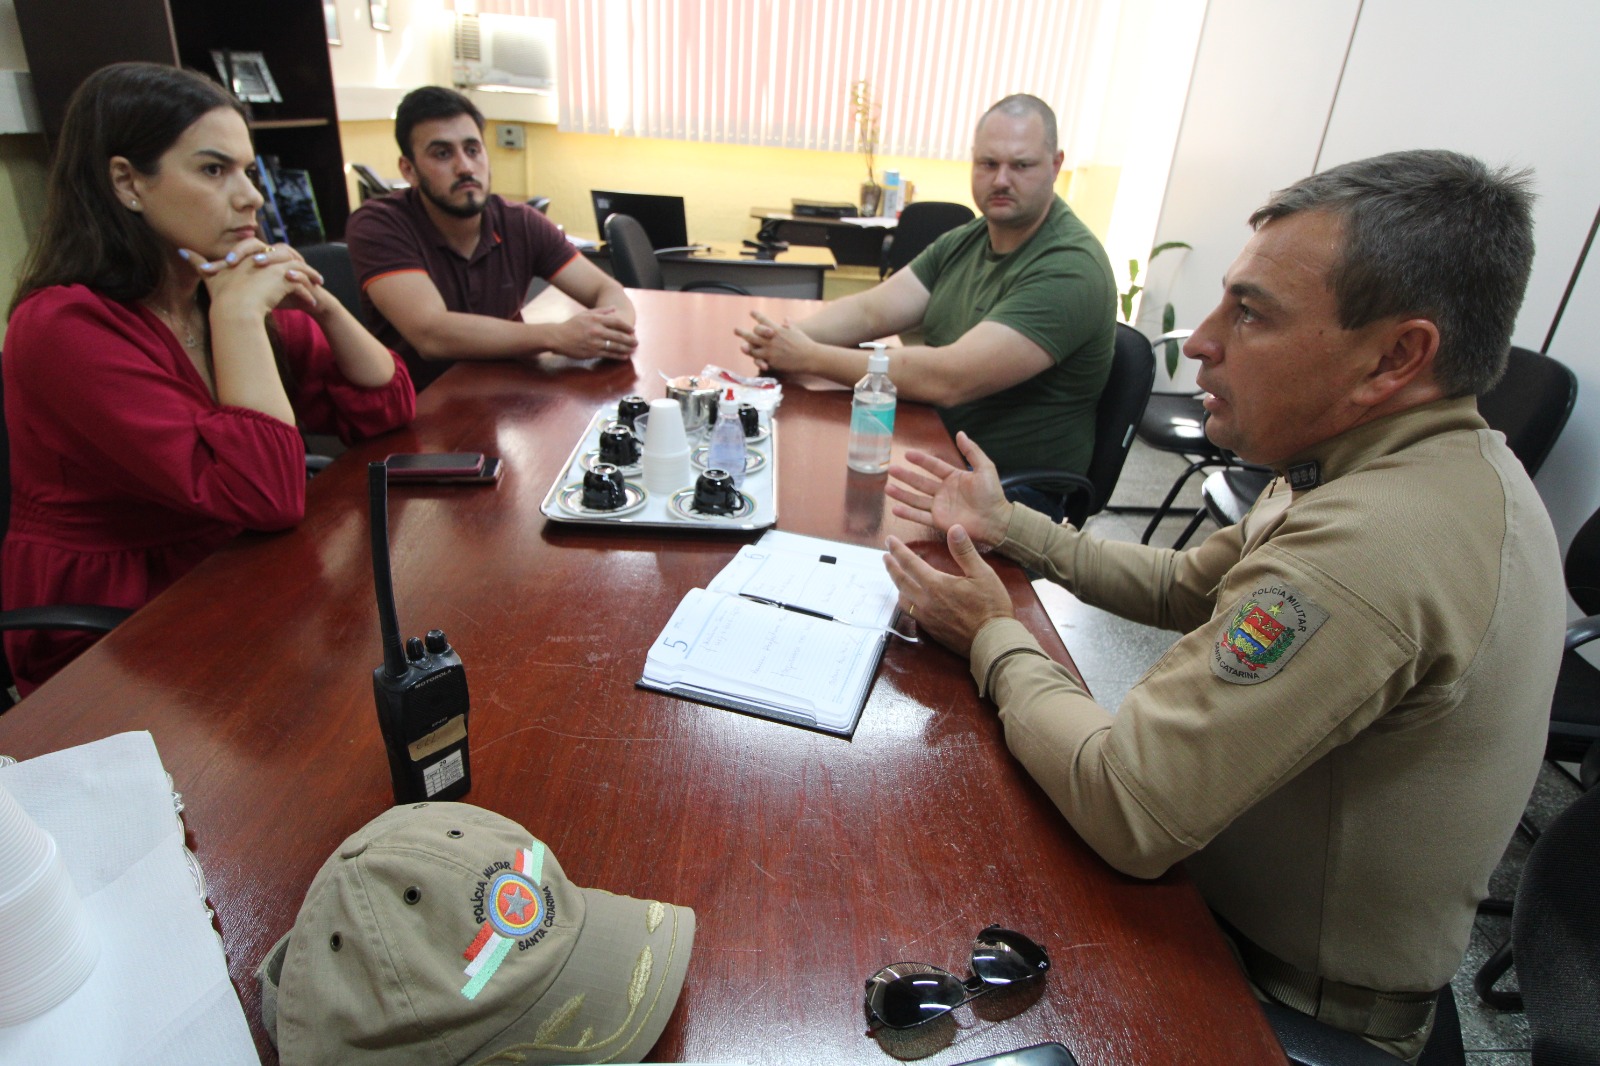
<box><xmin>455</xmin><ymin>0</ymin><xmax>1118</xmax><ymax>167</ymax></box>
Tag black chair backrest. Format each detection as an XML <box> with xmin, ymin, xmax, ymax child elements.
<box><xmin>1477</xmin><ymin>346</ymin><xmax>1577</xmax><ymax>478</ymax></box>
<box><xmin>1511</xmin><ymin>783</ymin><xmax>1600</xmax><ymax>1066</ymax></box>
<box><xmin>299</xmin><ymin>242</ymin><xmax>364</xmax><ymax>323</ymax></box>
<box><xmin>882</xmin><ymin>201</ymin><xmax>976</xmax><ymax>276</ymax></box>
<box><xmin>1565</xmin><ymin>505</ymin><xmax>1600</xmax><ymax>617</ymax></box>
<box><xmin>1078</xmin><ymin>323</ymin><xmax>1157</xmax><ymax>522</ymax></box>
<box><xmin>352</xmin><ymin>164</ymin><xmax>399</xmax><ymax>203</ymax></box>
<box><xmin>604</xmin><ymin>213</ymin><xmax>665</xmax><ymax>290</ymax></box>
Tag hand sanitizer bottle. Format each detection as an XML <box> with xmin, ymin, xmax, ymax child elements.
<box><xmin>706</xmin><ymin>387</ymin><xmax>749</xmax><ymax>487</ymax></box>
<box><xmin>847</xmin><ymin>344</ymin><xmax>896</xmax><ymax>474</ymax></box>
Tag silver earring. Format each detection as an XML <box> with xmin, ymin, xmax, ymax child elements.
<box><xmin>128</xmin><ymin>199</ymin><xmax>139</xmax><ymax>208</ymax></box>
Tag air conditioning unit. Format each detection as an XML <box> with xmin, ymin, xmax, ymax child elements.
<box><xmin>453</xmin><ymin>13</ymin><xmax>556</xmax><ymax>95</ymax></box>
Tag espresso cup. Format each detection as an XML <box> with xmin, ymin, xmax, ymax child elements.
<box><xmin>617</xmin><ymin>395</ymin><xmax>650</xmax><ymax>431</ymax></box>
<box><xmin>738</xmin><ymin>403</ymin><xmax>761</xmax><ymax>438</ymax></box>
<box><xmin>598</xmin><ymin>424</ymin><xmax>642</xmax><ymax>466</ymax></box>
<box><xmin>692</xmin><ymin>469</ymin><xmax>740</xmax><ymax>515</ymax></box>
<box><xmin>581</xmin><ymin>464</ymin><xmax>628</xmax><ymax>510</ymax></box>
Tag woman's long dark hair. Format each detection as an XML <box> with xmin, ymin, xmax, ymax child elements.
<box><xmin>10</xmin><ymin>63</ymin><xmax>246</xmax><ymax>316</ymax></box>
<box><xmin>10</xmin><ymin>62</ymin><xmax>296</xmax><ymax>394</ymax></box>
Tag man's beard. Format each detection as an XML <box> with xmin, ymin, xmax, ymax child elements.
<box><xmin>420</xmin><ymin>175</ymin><xmax>488</xmax><ymax>219</ymax></box>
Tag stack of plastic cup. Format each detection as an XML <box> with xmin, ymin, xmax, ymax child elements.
<box><xmin>0</xmin><ymin>782</ymin><xmax>98</xmax><ymax>1026</ymax></box>
<box><xmin>640</xmin><ymin>396</ymin><xmax>692</xmax><ymax>495</ymax></box>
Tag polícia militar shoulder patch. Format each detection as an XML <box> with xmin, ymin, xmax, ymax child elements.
<box><xmin>1212</xmin><ymin>582</ymin><xmax>1329</xmax><ymax>684</ymax></box>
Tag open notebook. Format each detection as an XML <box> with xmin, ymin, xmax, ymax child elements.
<box><xmin>638</xmin><ymin>531</ymin><xmax>901</xmax><ymax>735</ymax></box>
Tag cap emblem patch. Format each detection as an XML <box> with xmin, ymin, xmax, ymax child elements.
<box><xmin>461</xmin><ymin>840</ymin><xmax>556</xmax><ymax>1000</ymax></box>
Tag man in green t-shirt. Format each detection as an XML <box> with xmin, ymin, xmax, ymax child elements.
<box><xmin>735</xmin><ymin>95</ymin><xmax>1116</xmax><ymax>514</ymax></box>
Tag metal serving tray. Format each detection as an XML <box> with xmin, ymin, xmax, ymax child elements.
<box><xmin>539</xmin><ymin>405</ymin><xmax>778</xmax><ymax>531</ymax></box>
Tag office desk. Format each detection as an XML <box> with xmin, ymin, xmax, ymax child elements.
<box><xmin>0</xmin><ymin>291</ymin><xmax>1281</xmax><ymax>1065</ymax></box>
<box><xmin>751</xmin><ymin>208</ymin><xmax>894</xmax><ymax>269</ymax></box>
<box><xmin>583</xmin><ymin>243</ymin><xmax>834</xmax><ymax>299</ymax></box>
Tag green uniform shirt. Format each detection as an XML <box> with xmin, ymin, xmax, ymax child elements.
<box><xmin>908</xmin><ymin>196</ymin><xmax>1115</xmax><ymax>476</ymax></box>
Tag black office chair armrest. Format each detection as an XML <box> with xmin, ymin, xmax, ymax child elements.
<box><xmin>1261</xmin><ymin>1001</ymin><xmax>1406</xmax><ymax>1066</ymax></box>
<box><xmin>679</xmin><ymin>281</ymin><xmax>752</xmax><ymax>296</ymax></box>
<box><xmin>0</xmin><ymin>605</ymin><xmax>133</xmax><ymax>633</ymax></box>
<box><xmin>999</xmin><ymin>469</ymin><xmax>1096</xmax><ymax>524</ymax></box>
<box><xmin>1566</xmin><ymin>613</ymin><xmax>1600</xmax><ymax>651</ymax></box>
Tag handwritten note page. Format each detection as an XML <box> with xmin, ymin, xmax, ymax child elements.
<box><xmin>645</xmin><ymin>589</ymin><xmax>880</xmax><ymax>730</ymax></box>
<box><xmin>707</xmin><ymin>546</ymin><xmax>897</xmax><ymax>628</ymax></box>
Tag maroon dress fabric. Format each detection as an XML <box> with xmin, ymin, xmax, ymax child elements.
<box><xmin>2</xmin><ymin>284</ymin><xmax>416</xmax><ymax>694</ymax></box>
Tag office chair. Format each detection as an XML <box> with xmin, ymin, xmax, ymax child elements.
<box><xmin>878</xmin><ymin>201</ymin><xmax>975</xmax><ymax>278</ymax></box>
<box><xmin>1114</xmin><ymin>329</ymin><xmax>1242</xmax><ymax>546</ymax></box>
<box><xmin>299</xmin><ymin>242</ymin><xmax>363</xmax><ymax>323</ymax></box>
<box><xmin>602</xmin><ymin>213</ymin><xmax>750</xmax><ymax>295</ymax></box>
<box><xmin>351</xmin><ymin>164</ymin><xmax>403</xmax><ymax>203</ymax></box>
<box><xmin>997</xmin><ymin>323</ymin><xmax>1156</xmax><ymax>527</ymax></box>
<box><xmin>0</xmin><ymin>356</ymin><xmax>132</xmax><ymax>705</ymax></box>
<box><xmin>1265</xmin><ymin>987</ymin><xmax>1464</xmax><ymax>1066</ymax></box>
<box><xmin>1200</xmin><ymin>345</ymin><xmax>1580</xmax><ymax>534</ymax></box>
<box><xmin>1513</xmin><ymin>782</ymin><xmax>1600</xmax><ymax>1066</ymax></box>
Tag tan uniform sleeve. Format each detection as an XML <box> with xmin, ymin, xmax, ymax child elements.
<box><xmin>997</xmin><ymin>504</ymin><xmax>1246</xmax><ymax>633</ymax></box>
<box><xmin>976</xmin><ymin>515</ymin><xmax>1420</xmax><ymax>880</ymax></box>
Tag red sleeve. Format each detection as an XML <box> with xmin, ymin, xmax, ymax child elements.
<box><xmin>272</xmin><ymin>310</ymin><xmax>416</xmax><ymax>445</ymax></box>
<box><xmin>6</xmin><ymin>287</ymin><xmax>308</xmax><ymax>530</ymax></box>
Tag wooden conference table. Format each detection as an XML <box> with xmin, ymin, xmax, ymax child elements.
<box><xmin>0</xmin><ymin>290</ymin><xmax>1282</xmax><ymax>1065</ymax></box>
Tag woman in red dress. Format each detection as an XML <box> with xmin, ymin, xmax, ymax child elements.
<box><xmin>3</xmin><ymin>62</ymin><xmax>416</xmax><ymax>695</ymax></box>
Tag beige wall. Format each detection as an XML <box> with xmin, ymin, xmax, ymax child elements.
<box><xmin>339</xmin><ymin>120</ymin><xmax>1115</xmax><ymax>249</ymax></box>
<box><xmin>0</xmin><ymin>133</ymin><xmax>48</xmax><ymax>346</ymax></box>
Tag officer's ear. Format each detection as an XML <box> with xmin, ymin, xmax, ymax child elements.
<box><xmin>1353</xmin><ymin>317</ymin><xmax>1440</xmax><ymax>408</ymax></box>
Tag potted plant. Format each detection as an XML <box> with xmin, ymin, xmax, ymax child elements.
<box><xmin>1120</xmin><ymin>240</ymin><xmax>1192</xmax><ymax>379</ymax></box>
<box><xmin>850</xmin><ymin>79</ymin><xmax>882</xmax><ymax>216</ymax></box>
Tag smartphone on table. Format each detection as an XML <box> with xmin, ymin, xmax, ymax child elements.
<box><xmin>384</xmin><ymin>452</ymin><xmax>502</xmax><ymax>484</ymax></box>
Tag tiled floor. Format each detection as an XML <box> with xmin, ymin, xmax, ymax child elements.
<box><xmin>1029</xmin><ymin>438</ymin><xmax>1582</xmax><ymax>1062</ymax></box>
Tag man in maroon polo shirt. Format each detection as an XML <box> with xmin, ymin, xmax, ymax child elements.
<box><xmin>347</xmin><ymin>87</ymin><xmax>637</xmax><ymax>390</ymax></box>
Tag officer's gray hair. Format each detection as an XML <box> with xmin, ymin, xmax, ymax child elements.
<box><xmin>977</xmin><ymin>95</ymin><xmax>1059</xmax><ymax>158</ymax></box>
<box><xmin>1250</xmin><ymin>149</ymin><xmax>1535</xmax><ymax>397</ymax></box>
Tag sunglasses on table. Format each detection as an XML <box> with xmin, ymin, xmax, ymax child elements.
<box><xmin>863</xmin><ymin>925</ymin><xmax>1051</xmax><ymax>1030</ymax></box>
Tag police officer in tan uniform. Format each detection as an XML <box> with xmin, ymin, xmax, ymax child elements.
<box><xmin>882</xmin><ymin>150</ymin><xmax>1564</xmax><ymax>1062</ymax></box>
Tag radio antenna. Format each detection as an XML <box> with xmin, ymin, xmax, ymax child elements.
<box><xmin>368</xmin><ymin>462</ymin><xmax>408</xmax><ymax>679</ymax></box>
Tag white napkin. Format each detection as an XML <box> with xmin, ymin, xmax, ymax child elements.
<box><xmin>0</xmin><ymin>731</ymin><xmax>257</xmax><ymax>1064</ymax></box>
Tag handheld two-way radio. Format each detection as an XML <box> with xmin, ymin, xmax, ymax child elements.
<box><xmin>369</xmin><ymin>461</ymin><xmax>471</xmax><ymax>803</ymax></box>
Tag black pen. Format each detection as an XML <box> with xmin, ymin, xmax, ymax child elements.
<box><xmin>738</xmin><ymin>593</ymin><xmax>833</xmax><ymax>621</ymax></box>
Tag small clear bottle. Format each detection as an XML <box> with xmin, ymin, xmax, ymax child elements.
<box><xmin>847</xmin><ymin>345</ymin><xmax>896</xmax><ymax>474</ymax></box>
<box><xmin>706</xmin><ymin>387</ymin><xmax>749</xmax><ymax>487</ymax></box>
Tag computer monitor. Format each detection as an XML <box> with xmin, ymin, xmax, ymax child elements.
<box><xmin>591</xmin><ymin>190</ymin><xmax>689</xmax><ymax>250</ymax></box>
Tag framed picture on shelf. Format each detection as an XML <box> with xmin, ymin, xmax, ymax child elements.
<box><xmin>324</xmin><ymin>1</ymin><xmax>341</xmax><ymax>45</ymax></box>
<box><xmin>369</xmin><ymin>0</ymin><xmax>391</xmax><ymax>31</ymax></box>
<box><xmin>210</xmin><ymin>50</ymin><xmax>282</xmax><ymax>104</ymax></box>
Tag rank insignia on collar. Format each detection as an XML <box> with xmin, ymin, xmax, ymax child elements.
<box><xmin>1287</xmin><ymin>461</ymin><xmax>1321</xmax><ymax>491</ymax></box>
<box><xmin>1212</xmin><ymin>582</ymin><xmax>1329</xmax><ymax>685</ymax></box>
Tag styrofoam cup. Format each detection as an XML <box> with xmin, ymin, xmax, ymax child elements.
<box><xmin>0</xmin><ymin>820</ymin><xmax>100</xmax><ymax>1026</ymax></box>
<box><xmin>641</xmin><ymin>397</ymin><xmax>688</xmax><ymax>456</ymax></box>
<box><xmin>641</xmin><ymin>448</ymin><xmax>692</xmax><ymax>495</ymax></box>
<box><xmin>0</xmin><ymin>786</ymin><xmax>51</xmax><ymax>898</ymax></box>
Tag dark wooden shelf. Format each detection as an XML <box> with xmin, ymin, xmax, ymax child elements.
<box><xmin>15</xmin><ymin>0</ymin><xmax>350</xmax><ymax>240</ymax></box>
<box><xmin>249</xmin><ymin>117</ymin><xmax>330</xmax><ymax>131</ymax></box>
